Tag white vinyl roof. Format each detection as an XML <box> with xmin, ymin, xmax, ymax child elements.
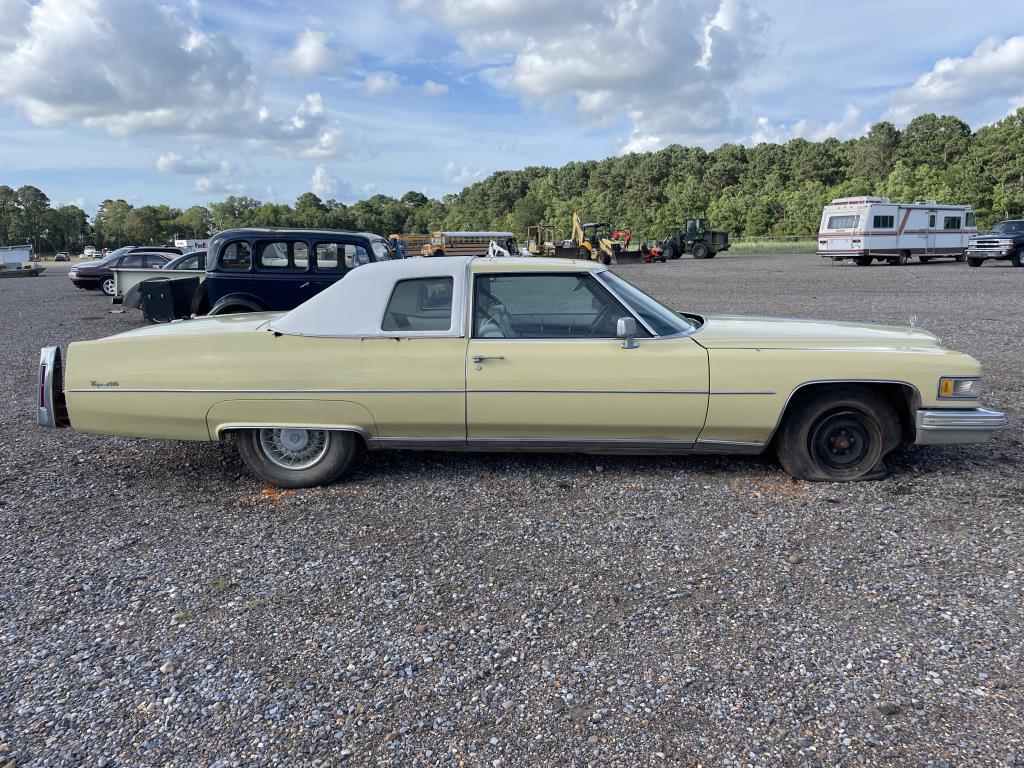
<box><xmin>269</xmin><ymin>257</ymin><xmax>472</xmax><ymax>338</ymax></box>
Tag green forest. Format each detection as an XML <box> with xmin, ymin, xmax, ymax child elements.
<box><xmin>3</xmin><ymin>109</ymin><xmax>1023</xmax><ymax>253</ymax></box>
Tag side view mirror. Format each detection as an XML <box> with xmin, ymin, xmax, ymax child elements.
<box><xmin>617</xmin><ymin>317</ymin><xmax>639</xmax><ymax>349</ymax></box>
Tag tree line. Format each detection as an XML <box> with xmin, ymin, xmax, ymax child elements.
<box><xmin>3</xmin><ymin>109</ymin><xmax>1023</xmax><ymax>253</ymax></box>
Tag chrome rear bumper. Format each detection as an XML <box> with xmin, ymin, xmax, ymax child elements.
<box><xmin>914</xmin><ymin>408</ymin><xmax>1007</xmax><ymax>445</ymax></box>
<box><xmin>37</xmin><ymin>346</ymin><xmax>69</xmax><ymax>428</ymax></box>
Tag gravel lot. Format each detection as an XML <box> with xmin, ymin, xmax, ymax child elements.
<box><xmin>2</xmin><ymin>256</ymin><xmax>1021</xmax><ymax>767</ymax></box>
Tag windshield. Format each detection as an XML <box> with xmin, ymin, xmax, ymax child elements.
<box><xmin>990</xmin><ymin>220</ymin><xmax>1024</xmax><ymax>234</ymax></box>
<box><xmin>371</xmin><ymin>239</ymin><xmax>396</xmax><ymax>261</ymax></box>
<box><xmin>597</xmin><ymin>271</ymin><xmax>694</xmax><ymax>336</ymax></box>
<box><xmin>102</xmin><ymin>246</ymin><xmax>135</xmax><ymax>263</ymax></box>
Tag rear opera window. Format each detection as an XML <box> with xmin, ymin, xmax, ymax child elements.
<box><xmin>827</xmin><ymin>215</ymin><xmax>859</xmax><ymax>230</ymax></box>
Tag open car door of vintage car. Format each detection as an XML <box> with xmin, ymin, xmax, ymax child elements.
<box><xmin>465</xmin><ymin>270</ymin><xmax>709</xmax><ymax>448</ymax></box>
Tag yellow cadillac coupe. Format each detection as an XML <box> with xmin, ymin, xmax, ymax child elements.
<box><xmin>38</xmin><ymin>257</ymin><xmax>1005</xmax><ymax>487</ymax></box>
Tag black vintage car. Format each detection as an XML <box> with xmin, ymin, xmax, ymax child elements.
<box><xmin>194</xmin><ymin>228</ymin><xmax>395</xmax><ymax>315</ymax></box>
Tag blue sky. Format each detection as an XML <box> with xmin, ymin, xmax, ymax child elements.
<box><xmin>0</xmin><ymin>0</ymin><xmax>1022</xmax><ymax>215</ymax></box>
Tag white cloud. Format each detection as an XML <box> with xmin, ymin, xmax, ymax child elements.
<box><xmin>364</xmin><ymin>71</ymin><xmax>401</xmax><ymax>96</ymax></box>
<box><xmin>310</xmin><ymin>164</ymin><xmax>337</xmax><ymax>196</ymax></box>
<box><xmin>424</xmin><ymin>0</ymin><xmax>767</xmax><ymax>152</ymax></box>
<box><xmin>155</xmin><ymin>150</ymin><xmax>219</xmax><ymax>174</ymax></box>
<box><xmin>421</xmin><ymin>79</ymin><xmax>449</xmax><ymax>96</ymax></box>
<box><xmin>301</xmin><ymin>127</ymin><xmax>344</xmax><ymax>158</ymax></box>
<box><xmin>194</xmin><ymin>176</ymin><xmax>245</xmax><ymax>195</ymax></box>
<box><xmin>751</xmin><ymin>104</ymin><xmax>866</xmax><ymax>144</ymax></box>
<box><xmin>277</xmin><ymin>28</ymin><xmax>342</xmax><ymax>77</ymax></box>
<box><xmin>442</xmin><ymin>160</ymin><xmax>484</xmax><ymax>188</ymax></box>
<box><xmin>0</xmin><ymin>0</ymin><xmax>330</xmax><ymax>152</ymax></box>
<box><xmin>885</xmin><ymin>35</ymin><xmax>1024</xmax><ymax>124</ymax></box>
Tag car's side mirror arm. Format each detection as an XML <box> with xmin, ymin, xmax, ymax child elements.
<box><xmin>617</xmin><ymin>317</ymin><xmax>639</xmax><ymax>349</ymax></box>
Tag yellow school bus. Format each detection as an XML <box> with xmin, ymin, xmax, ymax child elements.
<box><xmin>422</xmin><ymin>231</ymin><xmax>518</xmax><ymax>258</ymax></box>
<box><xmin>387</xmin><ymin>233</ymin><xmax>431</xmax><ymax>258</ymax></box>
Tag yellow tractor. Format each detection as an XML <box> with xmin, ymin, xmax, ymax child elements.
<box><xmin>572</xmin><ymin>212</ymin><xmax>626</xmax><ymax>265</ymax></box>
<box><xmin>527</xmin><ymin>224</ymin><xmax>577</xmax><ymax>258</ymax></box>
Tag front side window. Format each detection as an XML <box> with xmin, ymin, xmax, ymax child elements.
<box><xmin>343</xmin><ymin>244</ymin><xmax>371</xmax><ymax>269</ymax></box>
<box><xmin>826</xmin><ymin>215</ymin><xmax>859</xmax><ymax>230</ymax></box>
<box><xmin>220</xmin><ymin>241</ymin><xmax>251</xmax><ymax>270</ymax></box>
<box><xmin>943</xmin><ymin>216</ymin><xmax>962</xmax><ymax>230</ymax></box>
<box><xmin>121</xmin><ymin>254</ymin><xmax>145</xmax><ymax>268</ymax></box>
<box><xmin>381</xmin><ymin>277</ymin><xmax>454</xmax><ymax>332</ymax></box>
<box><xmin>175</xmin><ymin>255</ymin><xmax>200</xmax><ymax>270</ymax></box>
<box><xmin>144</xmin><ymin>254</ymin><xmax>169</xmax><ymax>268</ymax></box>
<box><xmin>597</xmin><ymin>271</ymin><xmax>693</xmax><ymax>336</ymax></box>
<box><xmin>872</xmin><ymin>215</ymin><xmax>894</xmax><ymax>229</ymax></box>
<box><xmin>473</xmin><ymin>273</ymin><xmax>629</xmax><ymax>339</ymax></box>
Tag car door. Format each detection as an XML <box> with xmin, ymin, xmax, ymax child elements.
<box><xmin>465</xmin><ymin>271</ymin><xmax>709</xmax><ymax>445</ymax></box>
<box><xmin>252</xmin><ymin>238</ymin><xmax>317</xmax><ymax>309</ymax></box>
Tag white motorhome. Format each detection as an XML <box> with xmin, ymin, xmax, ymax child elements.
<box><xmin>817</xmin><ymin>197</ymin><xmax>976</xmax><ymax>266</ymax></box>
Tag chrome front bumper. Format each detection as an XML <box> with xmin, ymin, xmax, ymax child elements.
<box><xmin>914</xmin><ymin>408</ymin><xmax>1007</xmax><ymax>445</ymax></box>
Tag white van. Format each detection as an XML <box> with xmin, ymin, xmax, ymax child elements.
<box><xmin>817</xmin><ymin>197</ymin><xmax>976</xmax><ymax>265</ymax></box>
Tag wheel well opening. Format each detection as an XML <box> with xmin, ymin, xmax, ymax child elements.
<box><xmin>770</xmin><ymin>382</ymin><xmax>918</xmax><ymax>447</ymax></box>
<box><xmin>219</xmin><ymin>427</ymin><xmax>369</xmax><ymax>451</ymax></box>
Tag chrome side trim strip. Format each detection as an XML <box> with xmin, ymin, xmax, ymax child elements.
<box><xmin>469</xmin><ymin>388</ymin><xmax>708</xmax><ymax>395</ymax></box>
<box><xmin>366</xmin><ymin>436</ymin><xmax>766</xmax><ymax>455</ymax></box>
<box><xmin>68</xmin><ymin>388</ymin><xmax>465</xmax><ymax>394</ymax></box>
<box><xmin>69</xmin><ymin>387</ymin><xmax>775</xmax><ymax>396</ymax></box>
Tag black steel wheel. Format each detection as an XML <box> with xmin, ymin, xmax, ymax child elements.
<box><xmin>692</xmin><ymin>242</ymin><xmax>709</xmax><ymax>259</ymax></box>
<box><xmin>776</xmin><ymin>386</ymin><xmax>900</xmax><ymax>482</ymax></box>
<box><xmin>967</xmin><ymin>257</ymin><xmax>983</xmax><ymax>268</ymax></box>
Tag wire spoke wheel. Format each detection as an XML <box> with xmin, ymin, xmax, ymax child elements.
<box><xmin>258</xmin><ymin>428</ymin><xmax>331</xmax><ymax>470</ymax></box>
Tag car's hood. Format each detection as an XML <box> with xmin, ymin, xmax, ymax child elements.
<box><xmin>109</xmin><ymin>312</ymin><xmax>284</xmax><ymax>339</ymax></box>
<box><xmin>71</xmin><ymin>259</ymin><xmax>103</xmax><ymax>269</ymax></box>
<box><xmin>693</xmin><ymin>314</ymin><xmax>940</xmax><ymax>349</ymax></box>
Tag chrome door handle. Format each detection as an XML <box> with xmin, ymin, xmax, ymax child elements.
<box><xmin>299</xmin><ymin>282</ymin><xmax>311</xmax><ymax>288</ymax></box>
<box><xmin>472</xmin><ymin>355</ymin><xmax>505</xmax><ymax>363</ymax></box>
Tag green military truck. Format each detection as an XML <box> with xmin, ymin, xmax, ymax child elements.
<box><xmin>656</xmin><ymin>218</ymin><xmax>731</xmax><ymax>259</ymax></box>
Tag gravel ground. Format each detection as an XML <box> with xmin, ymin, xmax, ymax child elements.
<box><xmin>2</xmin><ymin>256</ymin><xmax>1022</xmax><ymax>767</ymax></box>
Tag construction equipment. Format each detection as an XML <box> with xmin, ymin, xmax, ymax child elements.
<box><xmin>526</xmin><ymin>224</ymin><xmax>576</xmax><ymax>258</ymax></box>
<box><xmin>653</xmin><ymin>218</ymin><xmax>730</xmax><ymax>260</ymax></box>
<box><xmin>571</xmin><ymin>213</ymin><xmax>625</xmax><ymax>265</ymax></box>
